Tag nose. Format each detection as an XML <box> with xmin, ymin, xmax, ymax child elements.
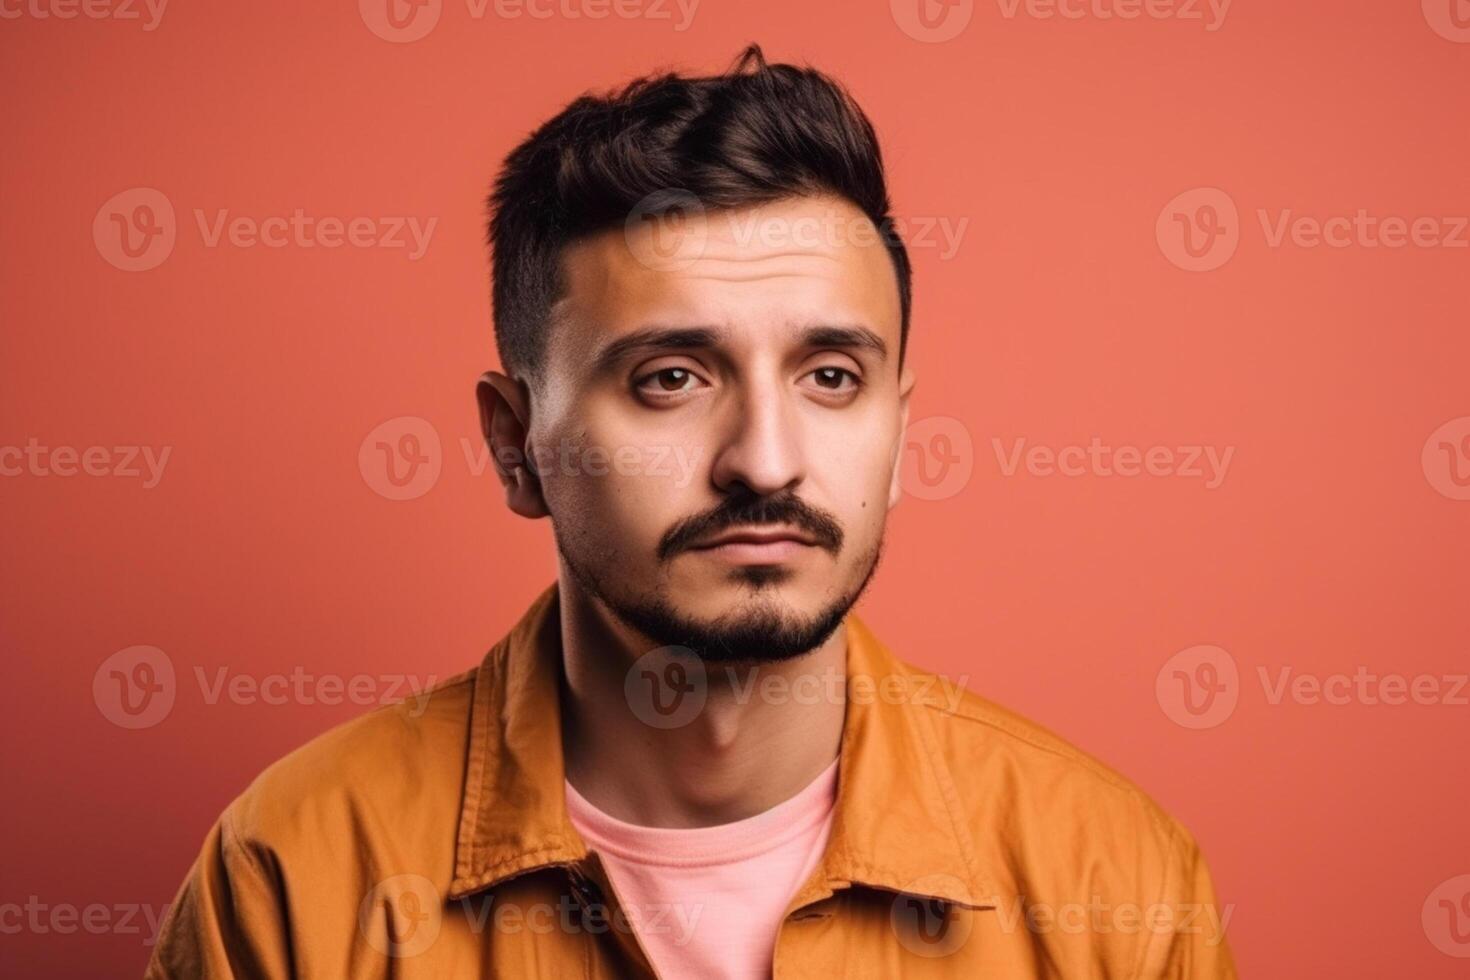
<box><xmin>708</xmin><ymin>373</ymin><xmax>806</xmax><ymax>498</ymax></box>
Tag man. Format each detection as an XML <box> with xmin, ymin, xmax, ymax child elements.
<box><xmin>148</xmin><ymin>46</ymin><xmax>1236</xmax><ymax>978</ymax></box>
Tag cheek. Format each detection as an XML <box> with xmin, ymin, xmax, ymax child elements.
<box><xmin>538</xmin><ymin>423</ymin><xmax>707</xmax><ymax>551</ymax></box>
<box><xmin>812</xmin><ymin>411</ymin><xmax>900</xmax><ymax>501</ymax></box>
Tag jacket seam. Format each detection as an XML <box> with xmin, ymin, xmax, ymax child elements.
<box><xmin>454</xmin><ymin>650</ymin><xmax>500</xmax><ymax>884</ymax></box>
<box><xmin>922</xmin><ymin>699</ymin><xmax>1177</xmax><ymax>842</ymax></box>
<box><xmin>928</xmin><ymin>701</ymin><xmax>1137</xmax><ymax>788</ymax></box>
<box><xmin>905</xmin><ymin>667</ymin><xmax>990</xmax><ymax>902</ymax></box>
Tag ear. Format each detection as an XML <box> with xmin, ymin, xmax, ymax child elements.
<box><xmin>887</xmin><ymin>360</ymin><xmax>916</xmax><ymax>511</ymax></box>
<box><xmin>476</xmin><ymin>370</ymin><xmax>550</xmax><ymax>519</ymax></box>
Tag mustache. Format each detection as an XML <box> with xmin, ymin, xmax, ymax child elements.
<box><xmin>658</xmin><ymin>490</ymin><xmax>844</xmax><ymax>561</ymax></box>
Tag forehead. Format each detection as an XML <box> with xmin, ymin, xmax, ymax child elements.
<box><xmin>549</xmin><ymin>195</ymin><xmax>901</xmax><ymax>366</ymax></box>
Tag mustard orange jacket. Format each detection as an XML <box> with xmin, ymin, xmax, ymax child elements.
<box><xmin>147</xmin><ymin>582</ymin><xmax>1237</xmax><ymax>978</ymax></box>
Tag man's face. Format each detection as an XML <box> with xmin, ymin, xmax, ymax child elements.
<box><xmin>527</xmin><ymin>194</ymin><xmax>913</xmax><ymax>663</ymax></box>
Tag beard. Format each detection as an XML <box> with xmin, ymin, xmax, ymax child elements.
<box><xmin>556</xmin><ymin>531</ymin><xmax>885</xmax><ymax>665</ymax></box>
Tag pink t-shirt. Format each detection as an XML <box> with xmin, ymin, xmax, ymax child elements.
<box><xmin>564</xmin><ymin>757</ymin><xmax>839</xmax><ymax>980</ymax></box>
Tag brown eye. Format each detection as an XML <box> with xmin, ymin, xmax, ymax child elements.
<box><xmin>654</xmin><ymin>368</ymin><xmax>693</xmax><ymax>391</ymax></box>
<box><xmin>634</xmin><ymin>366</ymin><xmax>704</xmax><ymax>397</ymax></box>
<box><xmin>809</xmin><ymin>367</ymin><xmax>858</xmax><ymax>391</ymax></box>
<box><xmin>813</xmin><ymin>367</ymin><xmax>844</xmax><ymax>389</ymax></box>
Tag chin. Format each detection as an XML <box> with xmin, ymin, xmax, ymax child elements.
<box><xmin>620</xmin><ymin>587</ymin><xmax>852</xmax><ymax>665</ymax></box>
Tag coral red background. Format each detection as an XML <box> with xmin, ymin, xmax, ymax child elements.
<box><xmin>3</xmin><ymin>1</ymin><xmax>1468</xmax><ymax>975</ymax></box>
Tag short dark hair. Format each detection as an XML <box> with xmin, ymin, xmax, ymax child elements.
<box><xmin>486</xmin><ymin>44</ymin><xmax>912</xmax><ymax>385</ymax></box>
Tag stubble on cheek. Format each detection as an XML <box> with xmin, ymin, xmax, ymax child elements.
<box><xmin>548</xmin><ymin>454</ymin><xmax>676</xmax><ymax>594</ymax></box>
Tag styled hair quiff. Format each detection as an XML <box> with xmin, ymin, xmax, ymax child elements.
<box><xmin>486</xmin><ymin>44</ymin><xmax>912</xmax><ymax>384</ymax></box>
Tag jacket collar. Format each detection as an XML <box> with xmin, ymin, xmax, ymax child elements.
<box><xmin>448</xmin><ymin>581</ymin><xmax>1002</xmax><ymax>910</ymax></box>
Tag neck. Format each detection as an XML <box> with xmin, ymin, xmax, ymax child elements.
<box><xmin>557</xmin><ymin>575</ymin><xmax>847</xmax><ymax>829</ymax></box>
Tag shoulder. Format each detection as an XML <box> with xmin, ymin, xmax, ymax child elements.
<box><xmin>871</xmin><ymin>649</ymin><xmax>1237</xmax><ymax>972</ymax></box>
<box><xmin>893</xmin><ymin>658</ymin><xmax>1201</xmax><ymax>897</ymax></box>
<box><xmin>218</xmin><ymin>669</ymin><xmax>479</xmax><ymax>864</ymax></box>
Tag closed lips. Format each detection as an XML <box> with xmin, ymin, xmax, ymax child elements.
<box><xmin>693</xmin><ymin>528</ymin><xmax>816</xmax><ymax>548</ymax></box>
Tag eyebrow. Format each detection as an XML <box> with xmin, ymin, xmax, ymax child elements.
<box><xmin>592</xmin><ymin>327</ymin><xmax>720</xmax><ymax>373</ymax></box>
<box><xmin>590</xmin><ymin>324</ymin><xmax>889</xmax><ymax>373</ymax></box>
<box><xmin>804</xmin><ymin>325</ymin><xmax>889</xmax><ymax>360</ymax></box>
